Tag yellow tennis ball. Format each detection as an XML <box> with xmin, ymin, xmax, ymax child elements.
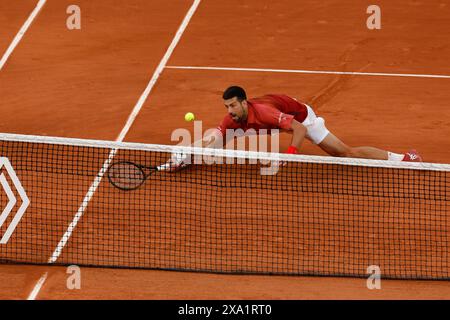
<box><xmin>184</xmin><ymin>112</ymin><xmax>195</xmax><ymax>122</ymax></box>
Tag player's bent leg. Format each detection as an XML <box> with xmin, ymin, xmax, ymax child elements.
<box><xmin>302</xmin><ymin>105</ymin><xmax>418</xmax><ymax>161</ymax></box>
<box><xmin>347</xmin><ymin>146</ymin><xmax>389</xmax><ymax>160</ymax></box>
<box><xmin>318</xmin><ymin>133</ymin><xmax>389</xmax><ymax>160</ymax></box>
<box><xmin>317</xmin><ymin>133</ymin><xmax>352</xmax><ymax>157</ymax></box>
<box><xmin>302</xmin><ymin>106</ymin><xmax>330</xmax><ymax>145</ymax></box>
<box><xmin>300</xmin><ymin>108</ymin><xmax>357</xmax><ymax>158</ymax></box>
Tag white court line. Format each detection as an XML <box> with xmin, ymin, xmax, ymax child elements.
<box><xmin>165</xmin><ymin>65</ymin><xmax>450</xmax><ymax>79</ymax></box>
<box><xmin>48</xmin><ymin>0</ymin><xmax>201</xmax><ymax>266</ymax></box>
<box><xmin>27</xmin><ymin>272</ymin><xmax>48</xmax><ymax>300</ymax></box>
<box><xmin>49</xmin><ymin>0</ymin><xmax>202</xmax><ymax>262</ymax></box>
<box><xmin>25</xmin><ymin>0</ymin><xmax>203</xmax><ymax>300</ymax></box>
<box><xmin>115</xmin><ymin>0</ymin><xmax>202</xmax><ymax>142</ymax></box>
<box><xmin>0</xmin><ymin>0</ymin><xmax>47</xmax><ymax>71</ymax></box>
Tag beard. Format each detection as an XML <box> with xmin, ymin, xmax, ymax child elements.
<box><xmin>230</xmin><ymin>114</ymin><xmax>237</xmax><ymax>121</ymax></box>
<box><xmin>229</xmin><ymin>104</ymin><xmax>247</xmax><ymax>123</ymax></box>
<box><xmin>230</xmin><ymin>113</ymin><xmax>243</xmax><ymax>123</ymax></box>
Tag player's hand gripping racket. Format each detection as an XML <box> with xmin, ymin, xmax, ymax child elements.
<box><xmin>107</xmin><ymin>152</ymin><xmax>191</xmax><ymax>190</ymax></box>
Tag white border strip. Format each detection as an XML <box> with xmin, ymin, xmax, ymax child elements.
<box><xmin>48</xmin><ymin>0</ymin><xmax>203</xmax><ymax>264</ymax></box>
<box><xmin>165</xmin><ymin>65</ymin><xmax>450</xmax><ymax>79</ymax></box>
<box><xmin>0</xmin><ymin>0</ymin><xmax>47</xmax><ymax>71</ymax></box>
<box><xmin>1</xmin><ymin>132</ymin><xmax>449</xmax><ymax>172</ymax></box>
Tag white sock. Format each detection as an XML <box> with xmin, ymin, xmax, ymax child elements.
<box><xmin>388</xmin><ymin>152</ymin><xmax>404</xmax><ymax>161</ymax></box>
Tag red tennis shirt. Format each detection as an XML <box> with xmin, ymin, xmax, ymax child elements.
<box><xmin>216</xmin><ymin>94</ymin><xmax>308</xmax><ymax>136</ymax></box>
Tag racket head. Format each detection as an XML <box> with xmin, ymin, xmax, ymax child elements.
<box><xmin>107</xmin><ymin>161</ymin><xmax>151</xmax><ymax>191</ymax></box>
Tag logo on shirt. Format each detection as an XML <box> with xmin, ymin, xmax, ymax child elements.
<box><xmin>278</xmin><ymin>113</ymin><xmax>287</xmax><ymax>124</ymax></box>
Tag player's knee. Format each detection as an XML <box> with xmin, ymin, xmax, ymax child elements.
<box><xmin>345</xmin><ymin>147</ymin><xmax>361</xmax><ymax>158</ymax></box>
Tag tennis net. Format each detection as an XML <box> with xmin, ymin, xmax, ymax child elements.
<box><xmin>0</xmin><ymin>132</ymin><xmax>449</xmax><ymax>280</ymax></box>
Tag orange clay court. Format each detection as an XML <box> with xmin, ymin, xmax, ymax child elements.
<box><xmin>0</xmin><ymin>0</ymin><xmax>449</xmax><ymax>300</ymax></box>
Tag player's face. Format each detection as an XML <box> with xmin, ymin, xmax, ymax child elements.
<box><xmin>224</xmin><ymin>97</ymin><xmax>247</xmax><ymax>122</ymax></box>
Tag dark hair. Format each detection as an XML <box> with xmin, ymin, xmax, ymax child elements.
<box><xmin>222</xmin><ymin>86</ymin><xmax>247</xmax><ymax>101</ymax></box>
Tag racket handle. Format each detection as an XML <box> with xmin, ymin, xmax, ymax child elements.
<box><xmin>157</xmin><ymin>161</ymin><xmax>190</xmax><ymax>172</ymax></box>
<box><xmin>157</xmin><ymin>163</ymin><xmax>171</xmax><ymax>171</ymax></box>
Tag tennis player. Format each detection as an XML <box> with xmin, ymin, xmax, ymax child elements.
<box><xmin>166</xmin><ymin>86</ymin><xmax>422</xmax><ymax>171</ymax></box>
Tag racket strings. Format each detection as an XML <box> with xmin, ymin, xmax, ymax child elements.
<box><xmin>108</xmin><ymin>162</ymin><xmax>146</xmax><ymax>190</ymax></box>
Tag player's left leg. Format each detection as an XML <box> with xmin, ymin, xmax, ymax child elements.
<box><xmin>317</xmin><ymin>133</ymin><xmax>390</xmax><ymax>160</ymax></box>
<box><xmin>317</xmin><ymin>133</ymin><xmax>423</xmax><ymax>161</ymax></box>
<box><xmin>302</xmin><ymin>105</ymin><xmax>421</xmax><ymax>161</ymax></box>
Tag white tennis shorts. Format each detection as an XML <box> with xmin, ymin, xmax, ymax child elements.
<box><xmin>302</xmin><ymin>104</ymin><xmax>330</xmax><ymax>145</ymax></box>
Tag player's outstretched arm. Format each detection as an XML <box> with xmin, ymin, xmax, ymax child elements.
<box><xmin>160</xmin><ymin>130</ymin><xmax>225</xmax><ymax>172</ymax></box>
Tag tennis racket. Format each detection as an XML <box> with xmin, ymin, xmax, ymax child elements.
<box><xmin>107</xmin><ymin>161</ymin><xmax>162</xmax><ymax>191</ymax></box>
<box><xmin>108</xmin><ymin>152</ymin><xmax>191</xmax><ymax>190</ymax></box>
